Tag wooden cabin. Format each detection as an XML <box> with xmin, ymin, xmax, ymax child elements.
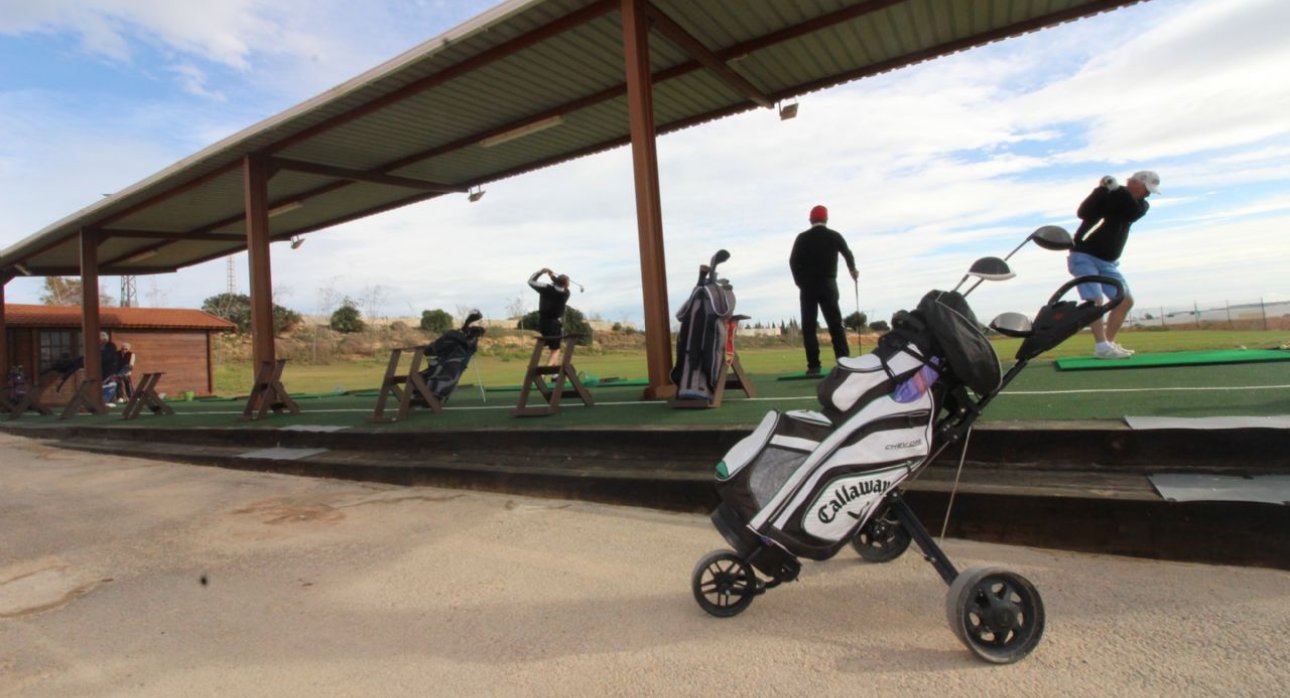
<box><xmin>4</xmin><ymin>304</ymin><xmax>235</xmax><ymax>404</ymax></box>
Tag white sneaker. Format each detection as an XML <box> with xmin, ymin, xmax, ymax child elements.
<box><xmin>1113</xmin><ymin>342</ymin><xmax>1135</xmax><ymax>356</ymax></box>
<box><xmin>1094</xmin><ymin>343</ymin><xmax>1132</xmax><ymax>359</ymax></box>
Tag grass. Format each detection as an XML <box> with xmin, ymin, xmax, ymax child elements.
<box><xmin>213</xmin><ymin>329</ymin><xmax>1289</xmax><ymax>396</ymax></box>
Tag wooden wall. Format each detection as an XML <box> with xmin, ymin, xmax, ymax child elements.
<box><xmin>5</xmin><ymin>328</ymin><xmax>219</xmax><ymax>404</ymax></box>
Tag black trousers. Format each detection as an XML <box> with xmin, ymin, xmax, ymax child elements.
<box><xmin>539</xmin><ymin>316</ymin><xmax>563</xmax><ymax>350</ymax></box>
<box><xmin>799</xmin><ymin>279</ymin><xmax>849</xmax><ymax>369</ymax></box>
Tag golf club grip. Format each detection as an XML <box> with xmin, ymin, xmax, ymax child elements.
<box><xmin>1048</xmin><ymin>275</ymin><xmax>1126</xmax><ymax>311</ymax></box>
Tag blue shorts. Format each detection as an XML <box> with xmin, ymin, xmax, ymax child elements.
<box><xmin>1067</xmin><ymin>252</ymin><xmax>1130</xmax><ymax>302</ymax></box>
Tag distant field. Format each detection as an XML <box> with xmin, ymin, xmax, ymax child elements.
<box><xmin>213</xmin><ymin>329</ymin><xmax>1288</xmax><ymax>396</ymax></box>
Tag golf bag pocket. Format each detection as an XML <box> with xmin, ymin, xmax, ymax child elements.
<box><xmin>753</xmin><ymin>391</ymin><xmax>935</xmax><ymax>558</ymax></box>
<box><xmin>716</xmin><ymin>410</ymin><xmax>832</xmax><ymax>521</ymax></box>
<box><xmin>817</xmin><ymin>338</ymin><xmax>927</xmax><ymax>418</ymax></box>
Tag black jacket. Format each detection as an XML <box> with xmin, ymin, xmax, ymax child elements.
<box><xmin>789</xmin><ymin>224</ymin><xmax>856</xmax><ymax>287</ymax></box>
<box><xmin>529</xmin><ymin>271</ymin><xmax>570</xmax><ymax>321</ymax></box>
<box><xmin>1073</xmin><ymin>186</ymin><xmax>1149</xmax><ymax>262</ymax></box>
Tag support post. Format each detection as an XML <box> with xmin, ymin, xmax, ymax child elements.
<box><xmin>0</xmin><ymin>274</ymin><xmax>8</xmax><ymax>380</ymax></box>
<box><xmin>243</xmin><ymin>154</ymin><xmax>277</xmax><ymax>370</ymax></box>
<box><xmin>621</xmin><ymin>0</ymin><xmax>675</xmax><ymax>400</ymax></box>
<box><xmin>78</xmin><ymin>228</ymin><xmax>106</xmax><ymax>414</ymax></box>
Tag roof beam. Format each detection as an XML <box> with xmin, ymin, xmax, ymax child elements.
<box><xmin>267</xmin><ymin>157</ymin><xmax>467</xmax><ymax>193</ymax></box>
<box><xmin>100</xmin><ymin>229</ymin><xmax>244</xmax><ymax>242</ymax></box>
<box><xmin>644</xmin><ymin>3</ymin><xmax>773</xmax><ymax>109</ymax></box>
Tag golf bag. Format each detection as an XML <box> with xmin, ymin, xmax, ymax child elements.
<box><xmin>415</xmin><ymin>312</ymin><xmax>486</xmax><ymax>403</ymax></box>
<box><xmin>671</xmin><ymin>250</ymin><xmax>735</xmax><ymax>401</ymax></box>
<box><xmin>713</xmin><ymin>288</ymin><xmax>998</xmax><ymax>574</ymax></box>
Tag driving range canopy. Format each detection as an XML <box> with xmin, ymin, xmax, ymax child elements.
<box><xmin>0</xmin><ymin>0</ymin><xmax>1144</xmax><ymax>277</ymax></box>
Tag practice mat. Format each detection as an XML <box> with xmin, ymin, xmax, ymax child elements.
<box><xmin>1149</xmin><ymin>473</ymin><xmax>1290</xmax><ymax>505</ymax></box>
<box><xmin>1055</xmin><ymin>348</ymin><xmax>1290</xmax><ymax>371</ymax></box>
<box><xmin>776</xmin><ymin>371</ymin><xmax>827</xmax><ymax>381</ymax></box>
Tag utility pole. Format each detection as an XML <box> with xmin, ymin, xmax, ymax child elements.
<box><xmin>120</xmin><ymin>275</ymin><xmax>136</xmax><ymax>307</ymax></box>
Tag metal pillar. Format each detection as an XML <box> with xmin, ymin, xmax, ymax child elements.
<box><xmin>621</xmin><ymin>0</ymin><xmax>674</xmax><ymax>400</ymax></box>
<box><xmin>243</xmin><ymin>154</ymin><xmax>276</xmax><ymax>369</ymax></box>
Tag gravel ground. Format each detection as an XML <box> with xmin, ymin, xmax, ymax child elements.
<box><xmin>1</xmin><ymin>431</ymin><xmax>1287</xmax><ymax>697</ymax></box>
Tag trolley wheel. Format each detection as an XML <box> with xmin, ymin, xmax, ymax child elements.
<box><xmin>691</xmin><ymin>549</ymin><xmax>758</xmax><ymax>618</ymax></box>
<box><xmin>850</xmin><ymin>508</ymin><xmax>911</xmax><ymax>563</ymax></box>
<box><xmin>945</xmin><ymin>565</ymin><xmax>1045</xmax><ymax>664</ymax></box>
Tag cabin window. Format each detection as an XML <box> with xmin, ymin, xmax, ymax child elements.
<box><xmin>38</xmin><ymin>330</ymin><xmax>77</xmax><ymax>373</ymax></box>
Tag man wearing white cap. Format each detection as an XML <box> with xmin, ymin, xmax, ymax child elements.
<box><xmin>1068</xmin><ymin>170</ymin><xmax>1160</xmax><ymax>359</ymax></box>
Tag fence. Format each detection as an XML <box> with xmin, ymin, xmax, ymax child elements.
<box><xmin>1130</xmin><ymin>299</ymin><xmax>1290</xmax><ymax>331</ymax></box>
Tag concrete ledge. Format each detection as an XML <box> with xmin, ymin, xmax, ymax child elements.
<box><xmin>6</xmin><ymin>420</ymin><xmax>1287</xmax><ymax>569</ymax></box>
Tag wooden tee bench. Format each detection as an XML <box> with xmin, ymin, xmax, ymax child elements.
<box><xmin>368</xmin><ymin>346</ymin><xmax>444</xmax><ymax>423</ymax></box>
<box><xmin>670</xmin><ymin>314</ymin><xmax>757</xmax><ymax>409</ymax></box>
<box><xmin>241</xmin><ymin>359</ymin><xmax>300</xmax><ymax>421</ymax></box>
<box><xmin>512</xmin><ymin>334</ymin><xmax>593</xmax><ymax>417</ymax></box>
<box><xmin>120</xmin><ymin>372</ymin><xmax>174</xmax><ymax>420</ymax></box>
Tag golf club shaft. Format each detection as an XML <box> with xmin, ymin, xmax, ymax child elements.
<box><xmin>853</xmin><ymin>278</ymin><xmax>861</xmax><ymax>352</ymax></box>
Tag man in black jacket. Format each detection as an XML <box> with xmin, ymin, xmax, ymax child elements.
<box><xmin>528</xmin><ymin>267</ymin><xmax>571</xmax><ymax>366</ymax></box>
<box><xmin>790</xmin><ymin>205</ymin><xmax>860</xmax><ymax>375</ymax></box>
<box><xmin>1068</xmin><ymin>170</ymin><xmax>1160</xmax><ymax>359</ymax></box>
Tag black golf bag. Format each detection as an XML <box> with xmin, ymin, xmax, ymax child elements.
<box><xmin>414</xmin><ymin>312</ymin><xmax>486</xmax><ymax>403</ymax></box>
<box><xmin>672</xmin><ymin>250</ymin><xmax>735</xmax><ymax>401</ymax></box>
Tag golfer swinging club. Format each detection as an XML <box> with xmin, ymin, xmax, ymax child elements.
<box><xmin>528</xmin><ymin>267</ymin><xmax>572</xmax><ymax>366</ymax></box>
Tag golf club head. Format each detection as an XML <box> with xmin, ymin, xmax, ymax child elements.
<box><xmin>711</xmin><ymin>249</ymin><xmax>731</xmax><ymax>266</ymax></box>
<box><xmin>1030</xmin><ymin>225</ymin><xmax>1074</xmax><ymax>251</ymax></box>
<box><xmin>989</xmin><ymin>311</ymin><xmax>1034</xmax><ymax>337</ymax></box>
<box><xmin>967</xmin><ymin>256</ymin><xmax>1015</xmax><ymax>281</ymax></box>
<box><xmin>463</xmin><ymin>309</ymin><xmax>483</xmax><ymax>326</ymax></box>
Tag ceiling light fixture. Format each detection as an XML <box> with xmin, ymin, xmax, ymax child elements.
<box><xmin>13</xmin><ymin>263</ymin><xmax>31</xmax><ymax>276</ymax></box>
<box><xmin>778</xmin><ymin>100</ymin><xmax>799</xmax><ymax>121</ymax></box>
<box><xmin>479</xmin><ymin>115</ymin><xmax>564</xmax><ymax>148</ymax></box>
<box><xmin>267</xmin><ymin>201</ymin><xmax>305</xmax><ymax>218</ymax></box>
<box><xmin>126</xmin><ymin>249</ymin><xmax>159</xmax><ymax>263</ymax></box>
<box><xmin>289</xmin><ymin>235</ymin><xmax>305</xmax><ymax>250</ymax></box>
<box><xmin>468</xmin><ymin>188</ymin><xmax>486</xmax><ymax>203</ymax></box>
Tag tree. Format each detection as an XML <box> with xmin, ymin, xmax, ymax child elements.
<box><xmin>420</xmin><ymin>309</ymin><xmax>453</xmax><ymax>333</ymax></box>
<box><xmin>40</xmin><ymin>277</ymin><xmax>116</xmax><ymax>306</ymax></box>
<box><xmin>330</xmin><ymin>298</ymin><xmax>365</xmax><ymax>333</ymax></box>
<box><xmin>201</xmin><ymin>293</ymin><xmax>302</xmax><ymax>333</ymax></box>
<box><xmin>517</xmin><ymin>307</ymin><xmax>592</xmax><ymax>346</ymax></box>
<box><xmin>844</xmin><ymin>311</ymin><xmax>868</xmax><ymax>332</ymax></box>
<box><xmin>868</xmin><ymin>320</ymin><xmax>890</xmax><ymax>333</ymax></box>
<box><xmin>505</xmin><ymin>296</ymin><xmax>526</xmax><ymax>319</ymax></box>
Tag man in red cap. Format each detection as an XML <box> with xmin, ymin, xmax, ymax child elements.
<box><xmin>790</xmin><ymin>205</ymin><xmax>860</xmax><ymax>375</ymax></box>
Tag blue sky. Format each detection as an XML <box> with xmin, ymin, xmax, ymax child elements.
<box><xmin>2</xmin><ymin>0</ymin><xmax>1288</xmax><ymax>329</ymax></box>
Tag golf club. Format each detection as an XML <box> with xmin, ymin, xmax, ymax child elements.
<box><xmin>955</xmin><ymin>224</ymin><xmax>1075</xmax><ymax>296</ymax></box>
<box><xmin>853</xmin><ymin>277</ymin><xmax>862</xmax><ymax>353</ymax></box>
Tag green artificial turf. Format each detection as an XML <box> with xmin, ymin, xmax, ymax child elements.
<box><xmin>1054</xmin><ymin>348</ymin><xmax>1290</xmax><ymax>371</ymax></box>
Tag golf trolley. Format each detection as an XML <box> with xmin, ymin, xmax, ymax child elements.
<box><xmin>690</xmin><ymin>226</ymin><xmax>1124</xmax><ymax>664</ymax></box>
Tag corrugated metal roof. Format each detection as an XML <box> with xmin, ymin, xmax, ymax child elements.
<box><xmin>0</xmin><ymin>0</ymin><xmax>1146</xmax><ymax>278</ymax></box>
<box><xmin>4</xmin><ymin>304</ymin><xmax>236</xmax><ymax>331</ymax></box>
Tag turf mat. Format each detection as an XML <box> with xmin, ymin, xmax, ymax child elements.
<box><xmin>1055</xmin><ymin>348</ymin><xmax>1290</xmax><ymax>371</ymax></box>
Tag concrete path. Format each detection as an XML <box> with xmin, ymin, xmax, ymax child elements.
<box><xmin>1</xmin><ymin>432</ymin><xmax>1286</xmax><ymax>697</ymax></box>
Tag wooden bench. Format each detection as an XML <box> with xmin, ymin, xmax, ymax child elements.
<box><xmin>367</xmin><ymin>346</ymin><xmax>443</xmax><ymax>423</ymax></box>
<box><xmin>6</xmin><ymin>373</ymin><xmax>55</xmax><ymax>419</ymax></box>
<box><xmin>670</xmin><ymin>314</ymin><xmax>757</xmax><ymax>409</ymax></box>
<box><xmin>511</xmin><ymin>334</ymin><xmax>593</xmax><ymax>417</ymax></box>
<box><xmin>121</xmin><ymin>372</ymin><xmax>174</xmax><ymax>420</ymax></box>
<box><xmin>59</xmin><ymin>373</ymin><xmax>110</xmax><ymax>419</ymax></box>
<box><xmin>240</xmin><ymin>359</ymin><xmax>300</xmax><ymax>421</ymax></box>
